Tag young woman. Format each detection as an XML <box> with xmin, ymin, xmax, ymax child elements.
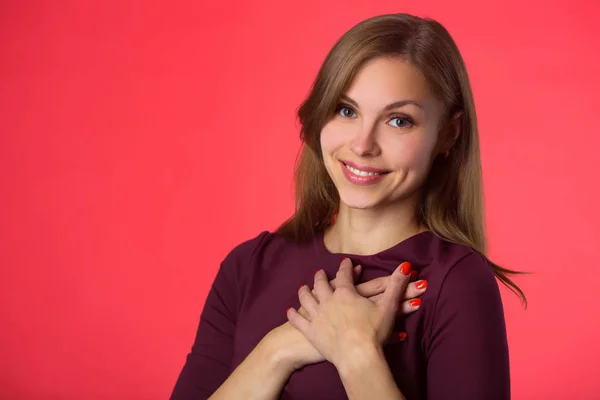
<box><xmin>171</xmin><ymin>12</ymin><xmax>525</xmax><ymax>400</ymax></box>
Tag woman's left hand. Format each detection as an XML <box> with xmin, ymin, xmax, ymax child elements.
<box><xmin>286</xmin><ymin>258</ymin><xmax>412</xmax><ymax>370</ymax></box>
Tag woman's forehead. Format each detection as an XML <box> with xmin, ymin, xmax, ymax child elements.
<box><xmin>342</xmin><ymin>58</ymin><xmax>443</xmax><ymax>115</ymax></box>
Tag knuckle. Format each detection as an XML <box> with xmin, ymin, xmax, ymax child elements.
<box><xmin>370</xmin><ymin>279</ymin><xmax>383</xmax><ymax>292</ymax></box>
<box><xmin>404</xmin><ymin>283</ymin><xmax>416</xmax><ymax>297</ymax></box>
<box><xmin>371</xmin><ymin>293</ymin><xmax>382</xmax><ymax>303</ymax></box>
<box><xmin>378</xmin><ymin>277</ymin><xmax>388</xmax><ymax>291</ymax></box>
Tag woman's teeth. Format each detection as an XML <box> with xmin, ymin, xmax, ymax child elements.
<box><xmin>345</xmin><ymin>164</ymin><xmax>383</xmax><ymax>176</ymax></box>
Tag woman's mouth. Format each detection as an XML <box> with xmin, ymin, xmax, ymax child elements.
<box><xmin>344</xmin><ymin>164</ymin><xmax>385</xmax><ymax>176</ymax></box>
<box><xmin>340</xmin><ymin>160</ymin><xmax>390</xmax><ymax>185</ymax></box>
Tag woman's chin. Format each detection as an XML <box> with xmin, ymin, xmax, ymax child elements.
<box><xmin>339</xmin><ymin>194</ymin><xmax>382</xmax><ymax>210</ymax></box>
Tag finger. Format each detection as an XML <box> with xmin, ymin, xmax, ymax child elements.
<box><xmin>354</xmin><ymin>264</ymin><xmax>362</xmax><ymax>281</ymax></box>
<box><xmin>410</xmin><ymin>270</ymin><xmax>418</xmax><ymax>281</ymax></box>
<box><xmin>379</xmin><ymin>262</ymin><xmax>412</xmax><ymax>315</ymax></box>
<box><xmin>297</xmin><ymin>305</ymin><xmax>311</xmax><ymax>321</ymax></box>
<box><xmin>354</xmin><ymin>275</ymin><xmax>426</xmax><ymax>300</ymax></box>
<box><xmin>399</xmin><ymin>298</ymin><xmax>422</xmax><ymax>315</ymax></box>
<box><xmin>313</xmin><ymin>269</ymin><xmax>333</xmax><ymax>302</ymax></box>
<box><xmin>370</xmin><ymin>294</ymin><xmax>424</xmax><ymax>316</ymax></box>
<box><xmin>334</xmin><ymin>257</ymin><xmax>355</xmax><ymax>290</ymax></box>
<box><xmin>355</xmin><ymin>276</ymin><xmax>387</xmax><ymax>298</ymax></box>
<box><xmin>403</xmin><ymin>280</ymin><xmax>428</xmax><ymax>299</ymax></box>
<box><xmin>298</xmin><ymin>284</ymin><xmax>319</xmax><ymax>317</ymax></box>
<box><xmin>384</xmin><ymin>331</ymin><xmax>408</xmax><ymax>345</ymax></box>
<box><xmin>369</xmin><ymin>293</ymin><xmax>383</xmax><ymax>304</ymax></box>
<box><xmin>286</xmin><ymin>307</ymin><xmax>312</xmax><ymax>335</ymax></box>
<box><xmin>329</xmin><ymin>264</ymin><xmax>362</xmax><ymax>291</ymax></box>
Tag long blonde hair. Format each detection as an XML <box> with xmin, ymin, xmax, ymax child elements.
<box><xmin>277</xmin><ymin>13</ymin><xmax>527</xmax><ymax>305</ymax></box>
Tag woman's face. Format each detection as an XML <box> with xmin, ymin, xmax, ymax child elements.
<box><xmin>320</xmin><ymin>56</ymin><xmax>448</xmax><ymax>211</ymax></box>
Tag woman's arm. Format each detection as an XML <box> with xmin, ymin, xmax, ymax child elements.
<box><xmin>171</xmin><ymin>233</ymin><xmax>296</xmax><ymax>400</ymax></box>
<box><xmin>207</xmin><ymin>335</ymin><xmax>294</xmax><ymax>400</ymax></box>
<box><xmin>425</xmin><ymin>252</ymin><xmax>511</xmax><ymax>399</ymax></box>
<box><xmin>287</xmin><ymin>260</ymin><xmax>414</xmax><ymax>400</ymax></box>
<box><xmin>337</xmin><ymin>342</ymin><xmax>405</xmax><ymax>400</ymax></box>
<box><xmin>171</xmin><ymin>272</ymin><xmax>295</xmax><ymax>400</ymax></box>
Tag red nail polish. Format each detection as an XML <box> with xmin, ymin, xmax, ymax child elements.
<box><xmin>314</xmin><ymin>269</ymin><xmax>321</xmax><ymax>276</ymax></box>
<box><xmin>299</xmin><ymin>284</ymin><xmax>305</xmax><ymax>291</ymax></box>
<box><xmin>400</xmin><ymin>262</ymin><xmax>412</xmax><ymax>276</ymax></box>
<box><xmin>409</xmin><ymin>298</ymin><xmax>422</xmax><ymax>307</ymax></box>
<box><xmin>416</xmin><ymin>280</ymin><xmax>428</xmax><ymax>289</ymax></box>
<box><xmin>397</xmin><ymin>332</ymin><xmax>408</xmax><ymax>340</ymax></box>
<box><xmin>342</xmin><ymin>257</ymin><xmax>349</xmax><ymax>262</ymax></box>
<box><xmin>286</xmin><ymin>307</ymin><xmax>292</xmax><ymax>313</ymax></box>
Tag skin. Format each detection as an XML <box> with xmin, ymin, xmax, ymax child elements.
<box><xmin>321</xmin><ymin>56</ymin><xmax>460</xmax><ymax>256</ymax></box>
<box><xmin>288</xmin><ymin>259</ymin><xmax>413</xmax><ymax>400</ymax></box>
<box><xmin>209</xmin><ymin>264</ymin><xmax>424</xmax><ymax>400</ymax></box>
<box><xmin>209</xmin><ymin>56</ymin><xmax>459</xmax><ymax>400</ymax></box>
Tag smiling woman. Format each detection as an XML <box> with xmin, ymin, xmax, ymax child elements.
<box><xmin>170</xmin><ymin>12</ymin><xmax>524</xmax><ymax>400</ymax></box>
<box><xmin>320</xmin><ymin>58</ymin><xmax>447</xmax><ymax>211</ymax></box>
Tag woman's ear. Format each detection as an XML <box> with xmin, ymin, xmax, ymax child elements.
<box><xmin>439</xmin><ymin>111</ymin><xmax>463</xmax><ymax>156</ymax></box>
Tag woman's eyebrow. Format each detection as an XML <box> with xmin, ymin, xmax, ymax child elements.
<box><xmin>340</xmin><ymin>94</ymin><xmax>423</xmax><ymax>110</ymax></box>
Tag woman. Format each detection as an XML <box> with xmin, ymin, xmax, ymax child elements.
<box><xmin>171</xmin><ymin>13</ymin><xmax>525</xmax><ymax>400</ymax></box>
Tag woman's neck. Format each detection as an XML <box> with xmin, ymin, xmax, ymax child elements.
<box><xmin>323</xmin><ymin>201</ymin><xmax>427</xmax><ymax>256</ymax></box>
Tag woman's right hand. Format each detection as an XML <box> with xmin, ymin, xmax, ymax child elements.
<box><xmin>330</xmin><ymin>264</ymin><xmax>428</xmax><ymax>315</ymax></box>
<box><xmin>262</xmin><ymin>320</ymin><xmax>325</xmax><ymax>372</ymax></box>
<box><xmin>263</xmin><ymin>263</ymin><xmax>428</xmax><ymax>372</ymax></box>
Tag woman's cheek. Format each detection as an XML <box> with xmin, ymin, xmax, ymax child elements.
<box><xmin>392</xmin><ymin>139</ymin><xmax>436</xmax><ymax>181</ymax></box>
<box><xmin>320</xmin><ymin>124</ymin><xmax>344</xmax><ymax>152</ymax></box>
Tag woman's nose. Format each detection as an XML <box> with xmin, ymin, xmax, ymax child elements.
<box><xmin>350</xmin><ymin>124</ymin><xmax>381</xmax><ymax>157</ymax></box>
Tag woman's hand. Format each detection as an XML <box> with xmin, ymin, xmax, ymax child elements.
<box><xmin>263</xmin><ymin>260</ymin><xmax>426</xmax><ymax>372</ymax></box>
<box><xmin>261</xmin><ymin>321</ymin><xmax>324</xmax><ymax>372</ymax></box>
<box><xmin>286</xmin><ymin>258</ymin><xmax>414</xmax><ymax>370</ymax></box>
<box><xmin>311</xmin><ymin>263</ymin><xmax>426</xmax><ymax>318</ymax></box>
<box><xmin>262</xmin><ymin>265</ymin><xmax>365</xmax><ymax>372</ymax></box>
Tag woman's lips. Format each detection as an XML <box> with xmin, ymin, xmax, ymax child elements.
<box><xmin>341</xmin><ymin>159</ymin><xmax>390</xmax><ymax>174</ymax></box>
<box><xmin>340</xmin><ymin>160</ymin><xmax>389</xmax><ymax>185</ymax></box>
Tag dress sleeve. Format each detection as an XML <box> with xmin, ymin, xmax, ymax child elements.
<box><xmin>170</xmin><ymin>232</ymin><xmax>269</xmax><ymax>400</ymax></box>
<box><xmin>426</xmin><ymin>252</ymin><xmax>511</xmax><ymax>400</ymax></box>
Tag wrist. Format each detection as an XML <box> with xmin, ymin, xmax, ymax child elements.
<box><xmin>259</xmin><ymin>330</ymin><xmax>301</xmax><ymax>374</ymax></box>
<box><xmin>336</xmin><ymin>341</ymin><xmax>385</xmax><ymax>379</ymax></box>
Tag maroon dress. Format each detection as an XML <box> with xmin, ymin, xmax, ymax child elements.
<box><xmin>170</xmin><ymin>230</ymin><xmax>510</xmax><ymax>399</ymax></box>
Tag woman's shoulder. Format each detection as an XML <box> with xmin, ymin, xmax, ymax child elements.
<box><xmin>421</xmin><ymin>236</ymin><xmax>503</xmax><ymax>315</ymax></box>
<box><xmin>224</xmin><ymin>230</ymin><xmax>305</xmax><ymax>259</ymax></box>
<box><xmin>221</xmin><ymin>229</ymin><xmax>315</xmax><ymax>272</ymax></box>
<box><xmin>423</xmin><ymin>234</ymin><xmax>494</xmax><ymax>279</ymax></box>
<box><xmin>217</xmin><ymin>230</ymin><xmax>316</xmax><ymax>292</ymax></box>
<box><xmin>420</xmin><ymin>235</ymin><xmax>500</xmax><ymax>303</ymax></box>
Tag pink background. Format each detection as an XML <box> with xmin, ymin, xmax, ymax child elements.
<box><xmin>1</xmin><ymin>1</ymin><xmax>599</xmax><ymax>398</ymax></box>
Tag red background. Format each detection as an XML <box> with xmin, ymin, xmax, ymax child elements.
<box><xmin>2</xmin><ymin>1</ymin><xmax>599</xmax><ymax>399</ymax></box>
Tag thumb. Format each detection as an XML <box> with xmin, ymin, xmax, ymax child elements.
<box><xmin>380</xmin><ymin>262</ymin><xmax>412</xmax><ymax>315</ymax></box>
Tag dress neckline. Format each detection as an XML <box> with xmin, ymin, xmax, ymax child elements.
<box><xmin>314</xmin><ymin>229</ymin><xmax>436</xmax><ymax>261</ymax></box>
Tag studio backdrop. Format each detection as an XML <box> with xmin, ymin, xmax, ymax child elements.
<box><xmin>1</xmin><ymin>1</ymin><xmax>599</xmax><ymax>399</ymax></box>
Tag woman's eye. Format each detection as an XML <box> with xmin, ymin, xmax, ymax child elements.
<box><xmin>389</xmin><ymin>116</ymin><xmax>412</xmax><ymax>128</ymax></box>
<box><xmin>337</xmin><ymin>106</ymin><xmax>356</xmax><ymax>118</ymax></box>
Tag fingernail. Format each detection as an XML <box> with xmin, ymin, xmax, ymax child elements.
<box><xmin>410</xmin><ymin>270</ymin><xmax>418</xmax><ymax>279</ymax></box>
<box><xmin>409</xmin><ymin>298</ymin><xmax>422</xmax><ymax>307</ymax></box>
<box><xmin>397</xmin><ymin>332</ymin><xmax>408</xmax><ymax>341</ymax></box>
<box><xmin>314</xmin><ymin>269</ymin><xmax>321</xmax><ymax>276</ymax></box>
<box><xmin>342</xmin><ymin>257</ymin><xmax>349</xmax><ymax>262</ymax></box>
<box><xmin>416</xmin><ymin>280</ymin><xmax>428</xmax><ymax>290</ymax></box>
<box><xmin>286</xmin><ymin>307</ymin><xmax>292</xmax><ymax>313</ymax></box>
<box><xmin>400</xmin><ymin>262</ymin><xmax>412</xmax><ymax>276</ymax></box>
<box><xmin>299</xmin><ymin>284</ymin><xmax>305</xmax><ymax>291</ymax></box>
